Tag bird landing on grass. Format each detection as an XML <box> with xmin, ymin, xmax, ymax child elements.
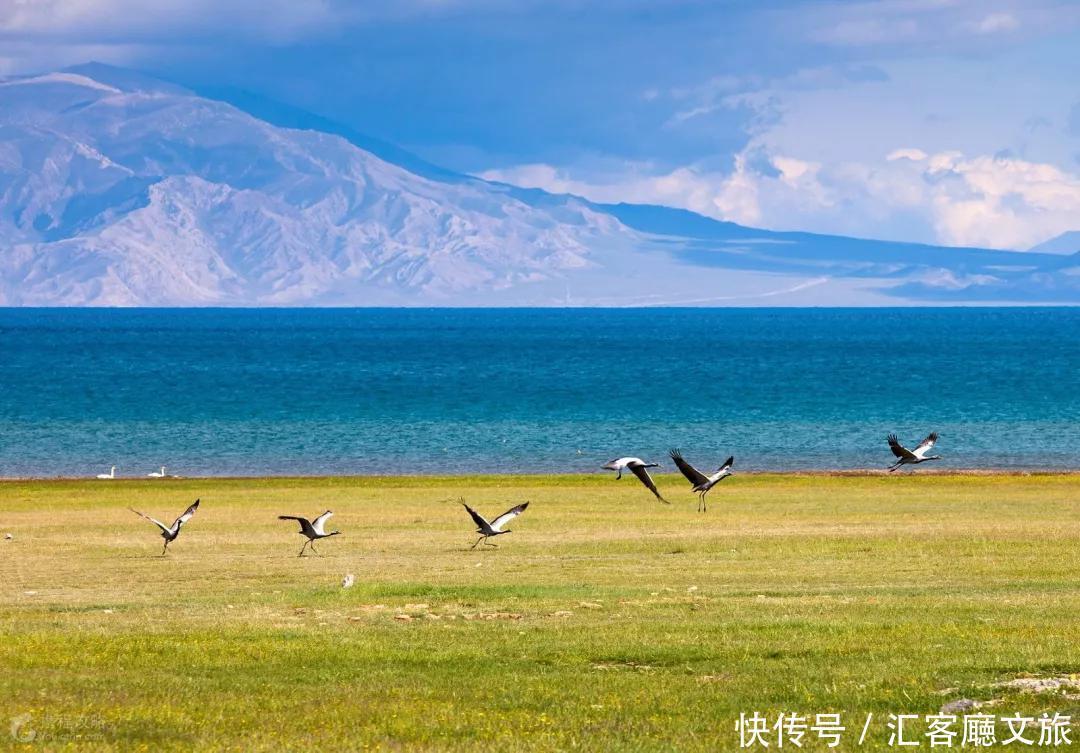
<box><xmin>278</xmin><ymin>511</ymin><xmax>341</xmax><ymax>556</ymax></box>
<box><xmin>461</xmin><ymin>499</ymin><xmax>529</xmax><ymax>549</ymax></box>
<box><xmin>129</xmin><ymin>498</ymin><xmax>200</xmax><ymax>555</ymax></box>
<box><xmin>669</xmin><ymin>450</ymin><xmax>735</xmax><ymax>512</ymax></box>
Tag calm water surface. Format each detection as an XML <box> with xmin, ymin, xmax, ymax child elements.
<box><xmin>0</xmin><ymin>308</ymin><xmax>1076</xmax><ymax>476</ymax></box>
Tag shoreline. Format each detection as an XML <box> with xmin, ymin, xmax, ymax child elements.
<box><xmin>2</xmin><ymin>468</ymin><xmax>1079</xmax><ymax>482</ymax></box>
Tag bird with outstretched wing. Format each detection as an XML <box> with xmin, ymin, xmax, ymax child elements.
<box><xmin>462</xmin><ymin>499</ymin><xmax>529</xmax><ymax>548</ymax></box>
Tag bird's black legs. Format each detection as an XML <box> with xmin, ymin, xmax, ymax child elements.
<box><xmin>161</xmin><ymin>541</ymin><xmax>169</xmax><ymax>556</ymax></box>
<box><xmin>310</xmin><ymin>542</ymin><xmax>319</xmax><ymax>555</ymax></box>
<box><xmin>616</xmin><ymin>471</ymin><xmax>622</xmax><ymax>480</ymax></box>
<box><xmin>470</xmin><ymin>536</ymin><xmax>486</xmax><ymax>550</ymax></box>
<box><xmin>485</xmin><ymin>540</ymin><xmax>499</xmax><ymax>547</ymax></box>
<box><xmin>298</xmin><ymin>540</ymin><xmax>309</xmax><ymax>557</ymax></box>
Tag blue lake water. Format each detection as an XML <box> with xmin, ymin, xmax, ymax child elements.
<box><xmin>0</xmin><ymin>308</ymin><xmax>1077</xmax><ymax>476</ymax></box>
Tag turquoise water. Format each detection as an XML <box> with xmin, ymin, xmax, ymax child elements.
<box><xmin>0</xmin><ymin>308</ymin><xmax>1076</xmax><ymax>476</ymax></box>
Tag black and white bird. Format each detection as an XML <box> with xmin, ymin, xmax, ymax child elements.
<box><xmin>669</xmin><ymin>449</ymin><xmax>734</xmax><ymax>512</ymax></box>
<box><xmin>462</xmin><ymin>500</ymin><xmax>529</xmax><ymax>549</ymax></box>
<box><xmin>129</xmin><ymin>498</ymin><xmax>200</xmax><ymax>555</ymax></box>
<box><xmin>886</xmin><ymin>432</ymin><xmax>942</xmax><ymax>471</ymax></box>
<box><xmin>277</xmin><ymin>511</ymin><xmax>341</xmax><ymax>557</ymax></box>
<box><xmin>602</xmin><ymin>457</ymin><xmax>668</xmax><ymax>503</ymax></box>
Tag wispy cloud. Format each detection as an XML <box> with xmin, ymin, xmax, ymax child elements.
<box><xmin>789</xmin><ymin>0</ymin><xmax>1078</xmax><ymax>51</ymax></box>
<box><xmin>480</xmin><ymin>147</ymin><xmax>1080</xmax><ymax>251</ymax></box>
<box><xmin>0</xmin><ymin>0</ymin><xmax>344</xmax><ymax>44</ymax></box>
<box><xmin>971</xmin><ymin>11</ymin><xmax>1019</xmax><ymax>34</ymax></box>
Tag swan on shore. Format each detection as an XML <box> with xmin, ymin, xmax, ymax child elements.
<box><xmin>96</xmin><ymin>466</ymin><xmax>116</xmax><ymax>479</ymax></box>
<box><xmin>147</xmin><ymin>466</ymin><xmax>166</xmax><ymax>478</ymax></box>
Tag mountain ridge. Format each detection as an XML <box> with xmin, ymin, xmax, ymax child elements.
<box><xmin>1</xmin><ymin>63</ymin><xmax>1076</xmax><ymax>306</ymax></box>
<box><xmin>1029</xmin><ymin>230</ymin><xmax>1080</xmax><ymax>256</ymax></box>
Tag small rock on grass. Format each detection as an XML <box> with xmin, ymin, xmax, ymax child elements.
<box><xmin>995</xmin><ymin>677</ymin><xmax>1080</xmax><ymax>693</ymax></box>
<box><xmin>341</xmin><ymin>573</ymin><xmax>355</xmax><ymax>588</ymax></box>
<box><xmin>940</xmin><ymin>699</ymin><xmax>979</xmax><ymax>714</ymax></box>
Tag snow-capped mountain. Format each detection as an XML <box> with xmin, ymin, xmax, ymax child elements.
<box><xmin>0</xmin><ymin>67</ymin><xmax>628</xmax><ymax>305</ymax></box>
<box><xmin>0</xmin><ymin>64</ymin><xmax>1076</xmax><ymax>305</ymax></box>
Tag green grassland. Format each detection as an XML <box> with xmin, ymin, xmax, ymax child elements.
<box><xmin>1</xmin><ymin>473</ymin><xmax>1079</xmax><ymax>751</ymax></box>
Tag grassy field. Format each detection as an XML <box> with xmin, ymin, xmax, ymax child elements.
<box><xmin>1</xmin><ymin>473</ymin><xmax>1079</xmax><ymax>751</ymax></box>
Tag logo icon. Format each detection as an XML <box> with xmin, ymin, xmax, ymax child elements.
<box><xmin>10</xmin><ymin>713</ymin><xmax>36</xmax><ymax>742</ymax></box>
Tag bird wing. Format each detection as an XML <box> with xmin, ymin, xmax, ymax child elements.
<box><xmin>462</xmin><ymin>501</ymin><xmax>493</xmax><ymax>534</ymax></box>
<box><xmin>129</xmin><ymin>508</ymin><xmax>171</xmax><ymax>535</ymax></box>
<box><xmin>720</xmin><ymin>456</ymin><xmax>734</xmax><ymax>473</ymax></box>
<box><xmin>628</xmin><ymin>463</ymin><xmax>668</xmax><ymax>503</ymax></box>
<box><xmin>913</xmin><ymin>432</ymin><xmax>939</xmax><ymax>459</ymax></box>
<box><xmin>170</xmin><ymin>498</ymin><xmax>200</xmax><ymax>533</ymax></box>
<box><xmin>278</xmin><ymin>515</ymin><xmax>311</xmax><ymax>532</ymax></box>
<box><xmin>669</xmin><ymin>449</ymin><xmax>709</xmax><ymax>487</ymax></box>
<box><xmin>887</xmin><ymin>434</ymin><xmax>915</xmax><ymax>460</ymax></box>
<box><xmin>489</xmin><ymin>502</ymin><xmax>529</xmax><ymax>532</ymax></box>
<box><xmin>311</xmin><ymin>511</ymin><xmax>333</xmax><ymax>536</ymax></box>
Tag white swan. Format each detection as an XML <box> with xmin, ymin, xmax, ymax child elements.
<box><xmin>96</xmin><ymin>466</ymin><xmax>116</xmax><ymax>480</ymax></box>
<box><xmin>147</xmin><ymin>466</ymin><xmax>166</xmax><ymax>478</ymax></box>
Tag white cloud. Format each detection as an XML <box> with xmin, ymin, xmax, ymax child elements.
<box><xmin>0</xmin><ymin>0</ymin><xmax>596</xmax><ymax>72</ymax></box>
<box><xmin>793</xmin><ymin>0</ymin><xmax>1077</xmax><ymax>51</ymax></box>
<box><xmin>0</xmin><ymin>0</ymin><xmax>574</xmax><ymax>46</ymax></box>
<box><xmin>479</xmin><ymin>148</ymin><xmax>1080</xmax><ymax>251</ymax></box>
<box><xmin>0</xmin><ymin>0</ymin><xmax>341</xmax><ymax>44</ymax></box>
<box><xmin>622</xmin><ymin>28</ymin><xmax>1080</xmax><ymax>251</ymax></box>
<box><xmin>814</xmin><ymin>16</ymin><xmax>921</xmax><ymax>46</ymax></box>
<box><xmin>480</xmin><ymin>163</ymin><xmax>732</xmax><ymax>221</ymax></box>
<box><xmin>887</xmin><ymin>148</ymin><xmax>929</xmax><ymax>161</ymax></box>
<box><xmin>972</xmin><ymin>12</ymin><xmax>1019</xmax><ymax>33</ymax></box>
<box><xmin>924</xmin><ymin>152</ymin><xmax>1080</xmax><ymax>248</ymax></box>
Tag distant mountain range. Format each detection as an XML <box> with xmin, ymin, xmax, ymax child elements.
<box><xmin>1029</xmin><ymin>231</ymin><xmax>1080</xmax><ymax>256</ymax></box>
<box><xmin>0</xmin><ymin>63</ymin><xmax>1076</xmax><ymax>306</ymax></box>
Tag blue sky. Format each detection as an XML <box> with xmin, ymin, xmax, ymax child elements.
<box><xmin>2</xmin><ymin>0</ymin><xmax>1079</xmax><ymax>250</ymax></box>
